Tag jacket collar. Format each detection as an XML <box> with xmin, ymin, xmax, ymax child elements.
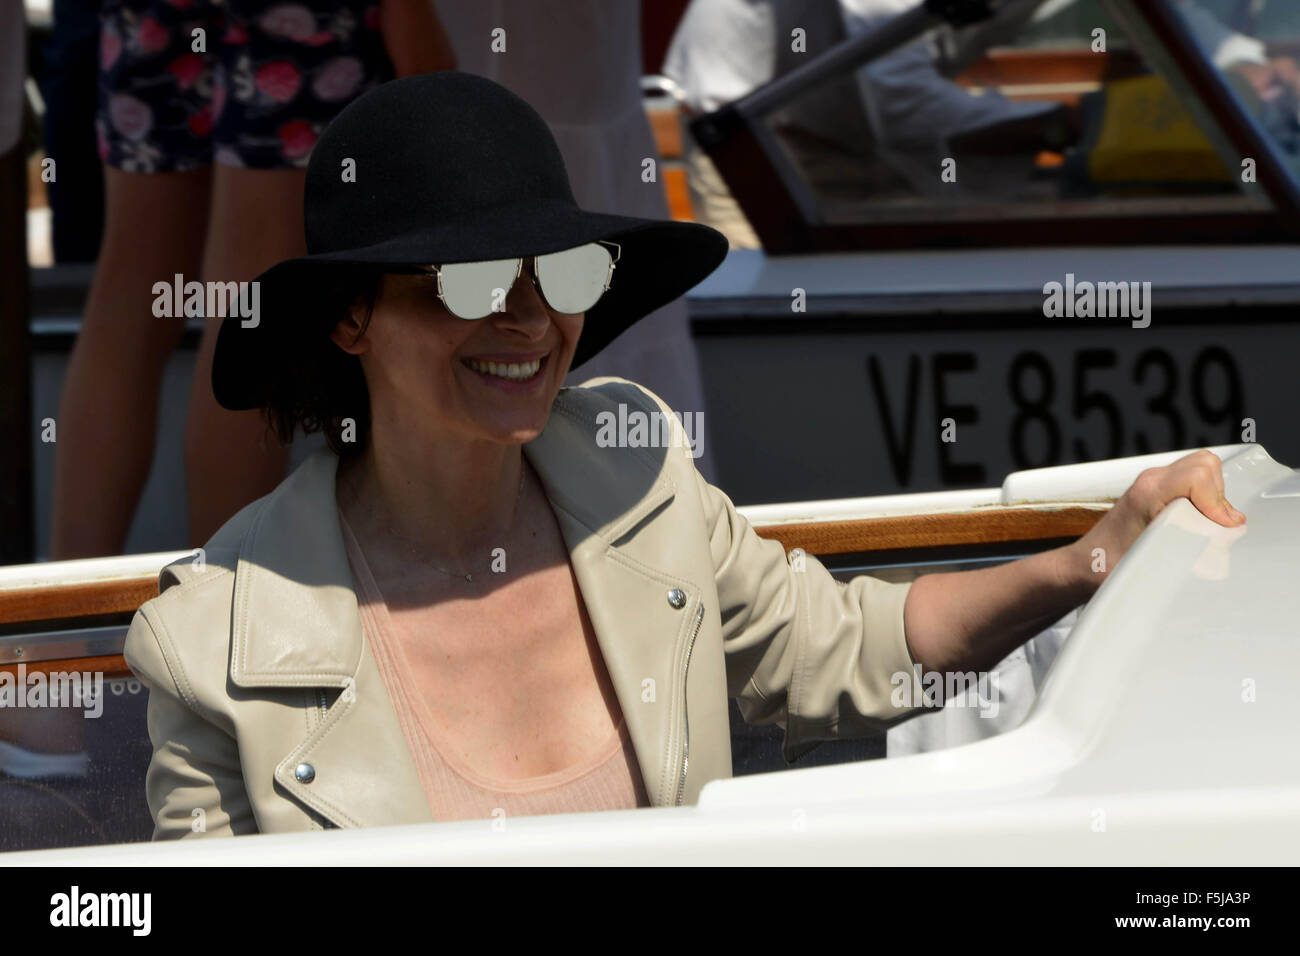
<box><xmin>228</xmin><ymin>387</ymin><xmax>676</xmax><ymax>689</ymax></box>
<box><xmin>227</xmin><ymin>385</ymin><xmax>696</xmax><ymax>814</ymax></box>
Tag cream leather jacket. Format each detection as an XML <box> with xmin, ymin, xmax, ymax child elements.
<box><xmin>124</xmin><ymin>378</ymin><xmax>921</xmax><ymax>837</ymax></box>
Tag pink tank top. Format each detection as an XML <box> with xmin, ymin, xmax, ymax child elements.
<box><xmin>338</xmin><ymin>509</ymin><xmax>650</xmax><ymax>822</ymax></box>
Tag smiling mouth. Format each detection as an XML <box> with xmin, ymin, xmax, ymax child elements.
<box><xmin>462</xmin><ymin>354</ymin><xmax>546</xmax><ymax>382</ymax></box>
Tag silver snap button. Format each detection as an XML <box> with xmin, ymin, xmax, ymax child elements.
<box><xmin>294</xmin><ymin>762</ymin><xmax>316</xmax><ymax>784</ymax></box>
<box><xmin>667</xmin><ymin>588</ymin><xmax>686</xmax><ymax>609</ymax></box>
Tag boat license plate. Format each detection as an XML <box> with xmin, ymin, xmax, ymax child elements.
<box><xmin>699</xmin><ymin>320</ymin><xmax>1299</xmax><ymax>500</ymax></box>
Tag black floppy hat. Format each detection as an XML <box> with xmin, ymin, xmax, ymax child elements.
<box><xmin>211</xmin><ymin>71</ymin><xmax>729</xmax><ymax>410</ymax></box>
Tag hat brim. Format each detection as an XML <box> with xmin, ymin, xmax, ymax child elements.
<box><xmin>212</xmin><ymin>203</ymin><xmax>728</xmax><ymax>410</ymax></box>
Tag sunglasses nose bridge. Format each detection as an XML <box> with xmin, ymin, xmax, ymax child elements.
<box><xmin>520</xmin><ymin>256</ymin><xmax>541</xmax><ymax>293</ymax></box>
<box><xmin>508</xmin><ymin>257</ymin><xmax>544</xmax><ymax>302</ymax></box>
<box><xmin>496</xmin><ymin>257</ymin><xmax>553</xmax><ymax>320</ymax></box>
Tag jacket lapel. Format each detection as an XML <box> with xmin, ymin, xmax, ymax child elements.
<box><xmin>227</xmin><ymin>447</ymin><xmax>432</xmax><ymax>828</ymax></box>
<box><xmin>227</xmin><ymin>386</ymin><xmax>701</xmax><ymax>827</ymax></box>
<box><xmin>526</xmin><ymin>390</ymin><xmax>706</xmax><ymax>808</ymax></box>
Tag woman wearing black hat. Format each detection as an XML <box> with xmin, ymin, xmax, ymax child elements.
<box><xmin>123</xmin><ymin>72</ymin><xmax>1243</xmax><ymax>835</ymax></box>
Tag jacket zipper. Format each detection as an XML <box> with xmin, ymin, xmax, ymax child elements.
<box><xmin>314</xmin><ymin>690</ymin><xmax>339</xmax><ymax>828</ymax></box>
<box><xmin>675</xmin><ymin>602</ymin><xmax>705</xmax><ymax>806</ymax></box>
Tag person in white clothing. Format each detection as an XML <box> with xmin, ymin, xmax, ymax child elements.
<box><xmin>1178</xmin><ymin>0</ymin><xmax>1300</xmax><ymax>107</ymax></box>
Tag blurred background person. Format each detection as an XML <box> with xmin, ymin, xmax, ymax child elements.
<box><xmin>433</xmin><ymin>0</ymin><xmax>719</xmax><ymax>481</ymax></box>
<box><xmin>49</xmin><ymin>0</ymin><xmax>454</xmax><ymax>558</ymax></box>
<box><xmin>1177</xmin><ymin>0</ymin><xmax>1300</xmax><ymax>160</ymax></box>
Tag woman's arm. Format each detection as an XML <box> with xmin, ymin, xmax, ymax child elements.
<box><xmin>124</xmin><ymin>607</ymin><xmax>255</xmax><ymax>839</ymax></box>
<box><xmin>607</xmin><ymin>377</ymin><xmax>922</xmax><ymax>759</ymax></box>
<box><xmin>903</xmin><ymin>449</ymin><xmax>1246</xmax><ymax>675</ymax></box>
<box><xmin>379</xmin><ymin>0</ymin><xmax>457</xmax><ymax>77</ymax></box>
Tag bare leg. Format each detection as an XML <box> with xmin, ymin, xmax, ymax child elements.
<box><xmin>49</xmin><ymin>168</ymin><xmax>210</xmax><ymax>559</ymax></box>
<box><xmin>184</xmin><ymin>164</ymin><xmax>305</xmax><ymax>546</ymax></box>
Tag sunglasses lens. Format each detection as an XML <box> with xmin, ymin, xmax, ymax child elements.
<box><xmin>535</xmin><ymin>243</ymin><xmax>613</xmax><ymax>315</ymax></box>
<box><xmin>438</xmin><ymin>258</ymin><xmax>521</xmax><ymax>319</ymax></box>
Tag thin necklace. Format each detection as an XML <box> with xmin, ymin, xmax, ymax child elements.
<box><xmin>351</xmin><ymin>462</ymin><xmax>527</xmax><ymax>584</ymax></box>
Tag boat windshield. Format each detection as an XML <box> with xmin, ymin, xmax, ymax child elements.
<box><xmin>689</xmin><ymin>0</ymin><xmax>1300</xmax><ymax>250</ymax></box>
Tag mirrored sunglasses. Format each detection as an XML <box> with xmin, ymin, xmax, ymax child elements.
<box><xmin>412</xmin><ymin>240</ymin><xmax>620</xmax><ymax>320</ymax></box>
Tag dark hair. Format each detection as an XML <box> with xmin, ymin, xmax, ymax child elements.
<box><xmin>260</xmin><ymin>266</ymin><xmax>382</xmax><ymax>459</ymax></box>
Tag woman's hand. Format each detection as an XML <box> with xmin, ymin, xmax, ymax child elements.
<box><xmin>1062</xmin><ymin>449</ymin><xmax>1246</xmax><ymax>595</ymax></box>
<box><xmin>904</xmin><ymin>449</ymin><xmax>1245</xmax><ymax>676</ymax></box>
<box><xmin>380</xmin><ymin>0</ymin><xmax>458</xmax><ymax>78</ymax></box>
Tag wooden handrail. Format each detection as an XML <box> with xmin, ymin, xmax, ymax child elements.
<box><xmin>753</xmin><ymin>505</ymin><xmax>1106</xmax><ymax>556</ymax></box>
<box><xmin>0</xmin><ymin>506</ymin><xmax>1107</xmax><ymax>629</ymax></box>
<box><xmin>0</xmin><ymin>506</ymin><xmax>1107</xmax><ymax>688</ymax></box>
<box><xmin>0</xmin><ymin>655</ymin><xmax>134</xmax><ymax>679</ymax></box>
<box><xmin>0</xmin><ymin>509</ymin><xmax>1107</xmax><ymax>681</ymax></box>
<box><xmin>0</xmin><ymin>575</ymin><xmax>159</xmax><ymax>627</ymax></box>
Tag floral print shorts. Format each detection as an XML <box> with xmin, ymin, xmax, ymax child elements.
<box><xmin>97</xmin><ymin>0</ymin><xmax>394</xmax><ymax>172</ymax></box>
